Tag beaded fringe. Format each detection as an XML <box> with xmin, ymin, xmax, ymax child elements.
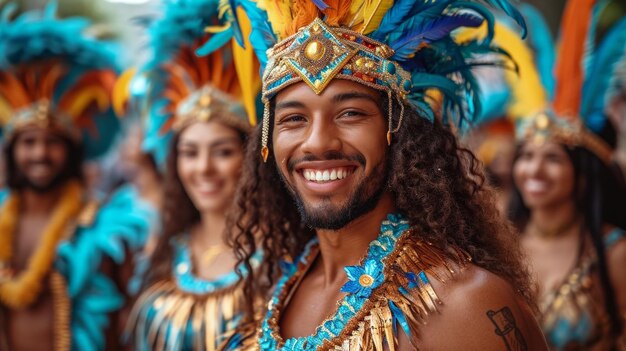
<box><xmin>321</xmin><ymin>237</ymin><xmax>469</xmax><ymax>351</ymax></box>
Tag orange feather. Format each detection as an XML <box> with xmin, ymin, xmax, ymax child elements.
<box><xmin>323</xmin><ymin>0</ymin><xmax>352</xmax><ymax>27</ymax></box>
<box><xmin>0</xmin><ymin>72</ymin><xmax>31</xmax><ymax>109</ymax></box>
<box><xmin>41</xmin><ymin>64</ymin><xmax>67</xmax><ymax>101</ymax></box>
<box><xmin>290</xmin><ymin>0</ymin><xmax>320</xmax><ymax>35</ymax></box>
<box><xmin>552</xmin><ymin>0</ymin><xmax>595</xmax><ymax>118</ymax></box>
<box><xmin>57</xmin><ymin>70</ymin><xmax>115</xmax><ymax>118</ymax></box>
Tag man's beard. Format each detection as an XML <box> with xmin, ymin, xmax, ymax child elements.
<box><xmin>280</xmin><ymin>152</ymin><xmax>388</xmax><ymax>230</ymax></box>
<box><xmin>15</xmin><ymin>161</ymin><xmax>72</xmax><ymax>193</ymax></box>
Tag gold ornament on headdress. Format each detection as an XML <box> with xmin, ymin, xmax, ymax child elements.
<box><xmin>517</xmin><ymin>112</ymin><xmax>613</xmax><ymax>164</ymax></box>
<box><xmin>0</xmin><ymin>61</ymin><xmax>116</xmax><ymax>140</ymax></box>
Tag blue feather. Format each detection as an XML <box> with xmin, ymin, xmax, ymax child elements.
<box><xmin>580</xmin><ymin>17</ymin><xmax>626</xmax><ymax>132</ymax></box>
<box><xmin>483</xmin><ymin>0</ymin><xmax>527</xmax><ymax>38</ymax></box>
<box><xmin>375</xmin><ymin>1</ymin><xmax>457</xmax><ymax>42</ymax></box>
<box><xmin>228</xmin><ymin>0</ymin><xmax>245</xmax><ymax>46</ymax></box>
<box><xmin>390</xmin><ymin>14</ymin><xmax>483</xmax><ymax>60</ymax></box>
<box><xmin>370</xmin><ymin>0</ymin><xmax>418</xmax><ymax>41</ymax></box>
<box><xmin>451</xmin><ymin>2</ymin><xmax>496</xmax><ymax>44</ymax></box>
<box><xmin>72</xmin><ymin>328</ymin><xmax>94</xmax><ymax>351</ymax></box>
<box><xmin>519</xmin><ymin>3</ymin><xmax>555</xmax><ymax>99</ymax></box>
<box><xmin>1</xmin><ymin>2</ymin><xmax>17</xmax><ymax>22</ymax></box>
<box><xmin>235</xmin><ymin>0</ymin><xmax>276</xmax><ymax>67</ymax></box>
<box><xmin>43</xmin><ymin>1</ymin><xmax>57</xmax><ymax>19</ymax></box>
<box><xmin>312</xmin><ymin>0</ymin><xmax>330</xmax><ymax>10</ymax></box>
<box><xmin>196</xmin><ymin>27</ymin><xmax>234</xmax><ymax>56</ymax></box>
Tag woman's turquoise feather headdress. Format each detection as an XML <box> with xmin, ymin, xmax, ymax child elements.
<box><xmin>228</xmin><ymin>0</ymin><xmax>527</xmax><ymax>162</ymax></box>
<box><xmin>123</xmin><ymin>0</ymin><xmax>259</xmax><ymax>167</ymax></box>
<box><xmin>0</xmin><ymin>2</ymin><xmax>121</xmax><ymax>160</ymax></box>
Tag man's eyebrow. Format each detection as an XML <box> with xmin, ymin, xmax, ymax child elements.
<box><xmin>332</xmin><ymin>92</ymin><xmax>379</xmax><ymax>104</ymax></box>
<box><xmin>275</xmin><ymin>100</ymin><xmax>305</xmax><ymax>111</ymax></box>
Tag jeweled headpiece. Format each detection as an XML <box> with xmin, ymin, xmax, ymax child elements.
<box><xmin>515</xmin><ymin>0</ymin><xmax>626</xmax><ymax>164</ymax></box>
<box><xmin>233</xmin><ymin>0</ymin><xmax>527</xmax><ymax>161</ymax></box>
<box><xmin>0</xmin><ymin>2</ymin><xmax>120</xmax><ymax>159</ymax></box>
<box><xmin>117</xmin><ymin>0</ymin><xmax>261</xmax><ymax>166</ymax></box>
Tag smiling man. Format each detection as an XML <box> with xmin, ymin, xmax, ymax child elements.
<box><xmin>0</xmin><ymin>5</ymin><xmax>151</xmax><ymax>350</ymax></box>
<box><xmin>225</xmin><ymin>1</ymin><xmax>548</xmax><ymax>350</ymax></box>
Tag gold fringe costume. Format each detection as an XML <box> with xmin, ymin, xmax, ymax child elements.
<box><xmin>126</xmin><ymin>236</ymin><xmax>262</xmax><ymax>351</ymax></box>
<box><xmin>539</xmin><ymin>229</ymin><xmax>626</xmax><ymax>350</ymax></box>
<box><xmin>248</xmin><ymin>214</ymin><xmax>469</xmax><ymax>351</ymax></box>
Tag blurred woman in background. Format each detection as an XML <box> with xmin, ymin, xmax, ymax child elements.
<box><xmin>123</xmin><ymin>0</ymin><xmax>261</xmax><ymax>349</ymax></box>
<box><xmin>509</xmin><ymin>1</ymin><xmax>626</xmax><ymax>349</ymax></box>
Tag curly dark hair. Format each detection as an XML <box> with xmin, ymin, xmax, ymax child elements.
<box><xmin>145</xmin><ymin>122</ymin><xmax>249</xmax><ymax>286</ymax></box>
<box><xmin>509</xmin><ymin>144</ymin><xmax>626</xmax><ymax>339</ymax></box>
<box><xmin>229</xmin><ymin>97</ymin><xmax>534</xmax><ymax>319</ymax></box>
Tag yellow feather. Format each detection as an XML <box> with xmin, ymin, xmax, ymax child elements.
<box><xmin>361</xmin><ymin>0</ymin><xmax>394</xmax><ymax>35</ymax></box>
<box><xmin>0</xmin><ymin>96</ymin><xmax>13</xmax><ymax>125</ymax></box>
<box><xmin>348</xmin><ymin>0</ymin><xmax>366</xmax><ymax>30</ymax></box>
<box><xmin>66</xmin><ymin>87</ymin><xmax>110</xmax><ymax>120</ymax></box>
<box><xmin>455</xmin><ymin>23</ymin><xmax>548</xmax><ymax>120</ymax></box>
<box><xmin>112</xmin><ymin>68</ymin><xmax>136</xmax><ymax>117</ymax></box>
<box><xmin>257</xmin><ymin>0</ymin><xmax>293</xmax><ymax>39</ymax></box>
<box><xmin>233</xmin><ymin>7</ymin><xmax>261</xmax><ymax>125</ymax></box>
<box><xmin>205</xmin><ymin>23</ymin><xmax>231</xmax><ymax>34</ymax></box>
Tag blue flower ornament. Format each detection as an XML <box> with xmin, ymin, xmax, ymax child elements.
<box><xmin>341</xmin><ymin>259</ymin><xmax>385</xmax><ymax>298</ymax></box>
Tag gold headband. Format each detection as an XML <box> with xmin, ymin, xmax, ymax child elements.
<box><xmin>174</xmin><ymin>85</ymin><xmax>251</xmax><ymax>134</ymax></box>
<box><xmin>7</xmin><ymin>100</ymin><xmax>80</xmax><ymax>141</ymax></box>
<box><xmin>517</xmin><ymin>112</ymin><xmax>613</xmax><ymax>164</ymax></box>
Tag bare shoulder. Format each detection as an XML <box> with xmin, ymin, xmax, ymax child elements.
<box><xmin>410</xmin><ymin>264</ymin><xmax>547</xmax><ymax>351</ymax></box>
<box><xmin>607</xmin><ymin>230</ymin><xmax>626</xmax><ymax>271</ymax></box>
<box><xmin>606</xmin><ymin>232</ymin><xmax>626</xmax><ymax>310</ymax></box>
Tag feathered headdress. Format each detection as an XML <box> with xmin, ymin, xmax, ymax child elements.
<box><xmin>0</xmin><ymin>2</ymin><xmax>120</xmax><ymax>159</ymax></box>
<box><xmin>454</xmin><ymin>5</ymin><xmax>554</xmax><ymax>167</ymax></box>
<box><xmin>227</xmin><ymin>0</ymin><xmax>527</xmax><ymax>161</ymax></box>
<box><xmin>456</xmin><ymin>3</ymin><xmax>554</xmax><ymax>128</ymax></box>
<box><xmin>516</xmin><ymin>0</ymin><xmax>625</xmax><ymax>164</ymax></box>
<box><xmin>116</xmin><ymin>0</ymin><xmax>261</xmax><ymax>167</ymax></box>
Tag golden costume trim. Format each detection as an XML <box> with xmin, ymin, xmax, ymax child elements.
<box><xmin>262</xmin><ymin>227</ymin><xmax>470</xmax><ymax>351</ymax></box>
<box><xmin>0</xmin><ymin>180</ymin><xmax>83</xmax><ymax>309</ymax></box>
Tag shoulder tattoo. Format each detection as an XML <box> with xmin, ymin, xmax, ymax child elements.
<box><xmin>486</xmin><ymin>307</ymin><xmax>527</xmax><ymax>351</ymax></box>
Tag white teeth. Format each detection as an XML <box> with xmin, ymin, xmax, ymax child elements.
<box><xmin>197</xmin><ymin>182</ymin><xmax>219</xmax><ymax>192</ymax></box>
<box><xmin>526</xmin><ymin>179</ymin><xmax>548</xmax><ymax>192</ymax></box>
<box><xmin>315</xmin><ymin>171</ymin><xmax>323</xmax><ymax>181</ymax></box>
<box><xmin>303</xmin><ymin>168</ymin><xmax>352</xmax><ymax>183</ymax></box>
